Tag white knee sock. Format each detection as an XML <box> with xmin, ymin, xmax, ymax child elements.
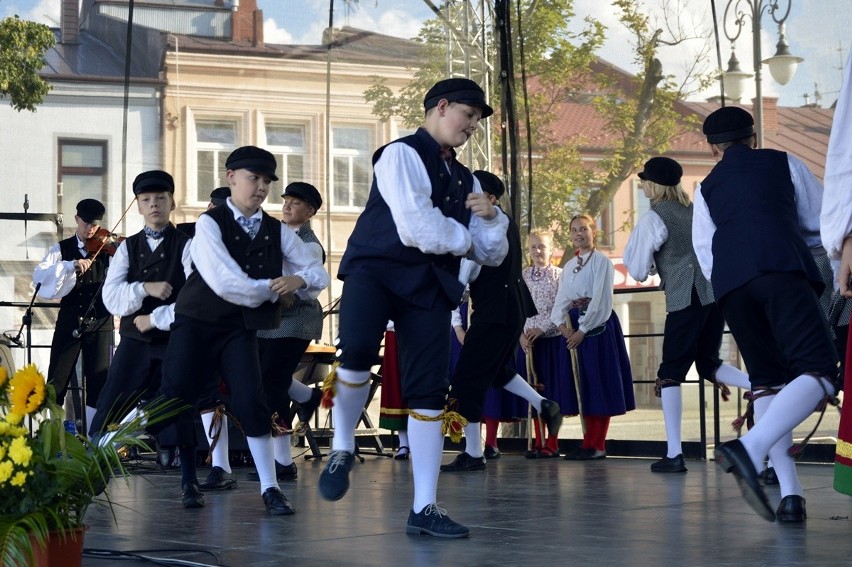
<box><xmin>398</xmin><ymin>429</ymin><xmax>409</xmax><ymax>448</ymax></box>
<box><xmin>752</xmin><ymin>392</ymin><xmax>802</xmax><ymax>496</ymax></box>
<box><xmin>503</xmin><ymin>374</ymin><xmax>544</xmax><ymax>412</ymax></box>
<box><xmin>247</xmin><ymin>434</ymin><xmax>279</xmax><ymax>493</ymax></box>
<box><xmin>273</xmin><ymin>434</ymin><xmax>294</xmax><ymax>466</ymax></box>
<box><xmin>288</xmin><ymin>379</ymin><xmax>313</xmax><ymax>404</ymax></box>
<box><xmin>740</xmin><ymin>374</ymin><xmax>836</xmax><ymax>473</ymax></box>
<box><xmin>200</xmin><ymin>411</ymin><xmax>231</xmax><ymax>472</ymax></box>
<box><xmin>661</xmin><ymin>386</ymin><xmax>682</xmax><ymax>458</ymax></box>
<box><xmin>331</xmin><ymin>368</ymin><xmax>372</xmax><ymax>453</ymax></box>
<box><xmin>714</xmin><ymin>363</ymin><xmax>751</xmax><ymax>390</ymax></box>
<box><xmin>463</xmin><ymin>422</ymin><xmax>483</xmax><ymax>458</ymax></box>
<box><xmin>408</xmin><ymin>410</ymin><xmax>443</xmax><ymax>514</ymax></box>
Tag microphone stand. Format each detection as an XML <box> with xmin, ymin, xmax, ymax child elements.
<box><xmin>7</xmin><ymin>282</ymin><xmax>41</xmax><ymax>365</ymax></box>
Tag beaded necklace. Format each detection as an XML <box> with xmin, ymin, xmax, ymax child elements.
<box><xmin>573</xmin><ymin>249</ymin><xmax>595</xmax><ymax>274</ymax></box>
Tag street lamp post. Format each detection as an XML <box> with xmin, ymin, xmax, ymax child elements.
<box><xmin>721</xmin><ymin>0</ymin><xmax>803</xmax><ymax>148</ymax></box>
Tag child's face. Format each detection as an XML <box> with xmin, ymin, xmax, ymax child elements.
<box><xmin>228</xmin><ymin>169</ymin><xmax>272</xmax><ymax>215</ymax></box>
<box><xmin>281</xmin><ymin>196</ymin><xmax>315</xmax><ymax>227</ymax></box>
<box><xmin>433</xmin><ymin>101</ymin><xmax>482</xmax><ymax>148</ymax></box>
<box><xmin>529</xmin><ymin>235</ymin><xmax>551</xmax><ymax>267</ymax></box>
<box><xmin>136</xmin><ymin>191</ymin><xmax>174</xmax><ymax>229</ymax></box>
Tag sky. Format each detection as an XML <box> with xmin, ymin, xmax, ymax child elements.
<box><xmin>1</xmin><ymin>0</ymin><xmax>849</xmax><ymax>108</ymax></box>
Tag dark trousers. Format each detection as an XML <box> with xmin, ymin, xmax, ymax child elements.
<box><xmin>657</xmin><ymin>291</ymin><xmax>724</xmax><ymax>382</ymax></box>
<box><xmin>47</xmin><ymin>315</ymin><xmax>112</xmax><ymax>407</ymax></box>
<box><xmin>258</xmin><ymin>336</ymin><xmax>310</xmax><ymax>428</ymax></box>
<box><xmin>149</xmin><ymin>314</ymin><xmax>271</xmax><ymax>442</ymax></box>
<box><xmin>337</xmin><ymin>272</ymin><xmax>452</xmax><ymax>410</ymax></box>
<box><xmin>88</xmin><ymin>337</ymin><xmax>166</xmax><ymax>436</ymax></box>
<box><xmin>719</xmin><ymin>272</ymin><xmax>839</xmax><ymax>389</ymax></box>
<box><xmin>450</xmin><ymin>318</ymin><xmax>524</xmax><ymax>423</ymax></box>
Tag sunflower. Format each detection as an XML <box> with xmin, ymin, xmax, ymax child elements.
<box><xmin>8</xmin><ymin>364</ymin><xmax>46</xmax><ymax>416</ymax></box>
<box><xmin>4</xmin><ymin>412</ymin><xmax>23</xmax><ymax>426</ymax></box>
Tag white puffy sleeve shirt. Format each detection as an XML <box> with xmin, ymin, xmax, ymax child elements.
<box><xmin>821</xmin><ymin>54</ymin><xmax>852</xmax><ymax>259</ymax></box>
<box><xmin>32</xmin><ymin>239</ymin><xmax>86</xmax><ymax>300</ymax></box>
<box><xmin>624</xmin><ymin>210</ymin><xmax>667</xmax><ymax>282</ymax></box>
<box><xmin>373</xmin><ymin>142</ymin><xmax>509</xmax><ymax>267</ymax></box>
<box><xmin>549</xmin><ymin>250</ymin><xmax>614</xmax><ymax>334</ymax></box>
<box><xmin>190</xmin><ymin>201</ymin><xmax>330</xmax><ymax>308</ymax></box>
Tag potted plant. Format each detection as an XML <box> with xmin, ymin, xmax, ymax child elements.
<box><xmin>0</xmin><ymin>364</ymin><xmax>177</xmax><ymax>567</ymax></box>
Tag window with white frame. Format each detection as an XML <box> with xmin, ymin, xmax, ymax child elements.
<box><xmin>57</xmin><ymin>140</ymin><xmax>107</xmax><ymax>237</ymax></box>
<box><xmin>195</xmin><ymin>120</ymin><xmax>237</xmax><ymax>203</ymax></box>
<box><xmin>266</xmin><ymin>124</ymin><xmax>307</xmax><ymax>205</ymax></box>
<box><xmin>331</xmin><ymin>126</ymin><xmax>372</xmax><ymax>210</ymax></box>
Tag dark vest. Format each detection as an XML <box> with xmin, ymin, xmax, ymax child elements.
<box><xmin>175</xmin><ymin>205</ymin><xmax>283</xmax><ymax>330</ymax></box>
<box><xmin>58</xmin><ymin>237</ymin><xmax>113</xmax><ymax>326</ymax></box>
<box><xmin>470</xmin><ymin>209</ymin><xmax>537</xmax><ymax>325</ymax></box>
<box><xmin>700</xmin><ymin>144</ymin><xmax>822</xmax><ymax>300</ymax></box>
<box><xmin>338</xmin><ymin>127</ymin><xmax>473</xmax><ymax>309</ymax></box>
<box><xmin>119</xmin><ymin>225</ymin><xmax>190</xmax><ymax>343</ymax></box>
<box><xmin>651</xmin><ymin>201</ymin><xmax>714</xmax><ymax>312</ymax></box>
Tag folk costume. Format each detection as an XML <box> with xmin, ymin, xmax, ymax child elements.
<box><xmin>550</xmin><ymin>249</ymin><xmax>635</xmax><ymax>459</ymax></box>
<box><xmin>695</xmin><ymin>106</ymin><xmax>839</xmax><ymax>522</ymax></box>
<box><xmin>143</xmin><ymin>146</ymin><xmax>329</xmax><ymax>515</ymax></box>
<box><xmin>624</xmin><ymin>157</ymin><xmax>750</xmax><ymax>473</ymax></box>
<box><xmin>515</xmin><ymin>262</ymin><xmax>571</xmax><ymax>457</ymax></box>
<box><xmin>819</xmin><ymin>53</ymin><xmax>852</xmax><ymax>496</ymax></box>
<box><xmin>443</xmin><ymin>171</ymin><xmax>560</xmax><ymax>472</ymax></box>
<box><xmin>33</xmin><ymin>198</ymin><xmax>113</xmax><ymax>430</ymax></box>
<box><xmin>320</xmin><ymin>78</ymin><xmax>507</xmax><ymax>539</ymax></box>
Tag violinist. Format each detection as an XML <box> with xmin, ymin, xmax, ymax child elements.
<box><xmin>33</xmin><ymin>198</ymin><xmax>114</xmax><ymax>428</ymax></box>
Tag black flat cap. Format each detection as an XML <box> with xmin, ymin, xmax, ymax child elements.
<box><xmin>209</xmin><ymin>186</ymin><xmax>231</xmax><ymax>207</ymax></box>
<box><xmin>638</xmin><ymin>157</ymin><xmax>683</xmax><ymax>187</ymax></box>
<box><xmin>473</xmin><ymin>170</ymin><xmax>505</xmax><ymax>199</ymax></box>
<box><xmin>76</xmin><ymin>199</ymin><xmax>105</xmax><ymax>224</ymax></box>
<box><xmin>424</xmin><ymin>78</ymin><xmax>494</xmax><ymax>118</ymax></box>
<box><xmin>282</xmin><ymin>182</ymin><xmax>322</xmax><ymax>211</ymax></box>
<box><xmin>703</xmin><ymin>106</ymin><xmax>755</xmax><ymax>144</ymax></box>
<box><xmin>225</xmin><ymin>146</ymin><xmax>279</xmax><ymax>181</ymax></box>
<box><xmin>132</xmin><ymin>170</ymin><xmax>175</xmax><ymax>195</ymax></box>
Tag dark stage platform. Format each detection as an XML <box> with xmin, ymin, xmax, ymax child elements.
<box><xmin>81</xmin><ymin>452</ymin><xmax>852</xmax><ymax>566</ymax></box>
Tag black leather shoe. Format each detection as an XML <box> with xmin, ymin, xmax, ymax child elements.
<box><xmin>406</xmin><ymin>504</ymin><xmax>470</xmax><ymax>538</ymax></box>
<box><xmin>246</xmin><ymin>461</ymin><xmax>298</xmax><ymax>482</ymax></box>
<box><xmin>440</xmin><ymin>452</ymin><xmax>486</xmax><ymax>472</ymax></box>
<box><xmin>484</xmin><ymin>445</ymin><xmax>501</xmax><ymax>460</ymax></box>
<box><xmin>318</xmin><ymin>450</ymin><xmax>356</xmax><ymax>501</ymax></box>
<box><xmin>262</xmin><ymin>487</ymin><xmax>295</xmax><ymax>515</ymax></box>
<box><xmin>296</xmin><ymin>388</ymin><xmax>323</xmax><ymax>423</ymax></box>
<box><xmin>539</xmin><ymin>399</ymin><xmax>563</xmax><ymax>438</ymax></box>
<box><xmin>199</xmin><ymin>466</ymin><xmax>237</xmax><ymax>491</ymax></box>
<box><xmin>651</xmin><ymin>454</ymin><xmax>687</xmax><ymax>473</ymax></box>
<box><xmin>715</xmin><ymin>439</ymin><xmax>775</xmax><ymax>522</ymax></box>
<box><xmin>181</xmin><ymin>482</ymin><xmax>205</xmax><ymax>508</ymax></box>
<box><xmin>576</xmin><ymin>448</ymin><xmax>606</xmax><ymax>461</ymax></box>
<box><xmin>762</xmin><ymin>466</ymin><xmax>779</xmax><ymax>485</ymax></box>
<box><xmin>563</xmin><ymin>447</ymin><xmax>585</xmax><ymax>461</ymax></box>
<box><xmin>776</xmin><ymin>495</ymin><xmax>806</xmax><ymax>522</ymax></box>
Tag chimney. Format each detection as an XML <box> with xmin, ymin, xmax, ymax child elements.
<box><xmin>231</xmin><ymin>0</ymin><xmax>264</xmax><ymax>47</ymax></box>
<box><xmin>61</xmin><ymin>0</ymin><xmax>79</xmax><ymax>44</ymax></box>
<box><xmin>761</xmin><ymin>97</ymin><xmax>779</xmax><ymax>133</ymax></box>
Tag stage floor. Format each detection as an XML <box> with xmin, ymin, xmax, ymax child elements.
<box><xmin>81</xmin><ymin>451</ymin><xmax>852</xmax><ymax>567</ymax></box>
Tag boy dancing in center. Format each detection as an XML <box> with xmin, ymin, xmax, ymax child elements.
<box><xmin>319</xmin><ymin>78</ymin><xmax>508</xmax><ymax>538</ymax></box>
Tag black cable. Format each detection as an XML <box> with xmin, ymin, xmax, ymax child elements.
<box><xmin>83</xmin><ymin>546</ymin><xmax>228</xmax><ymax>566</ymax></box>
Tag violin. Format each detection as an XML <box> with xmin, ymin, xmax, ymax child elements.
<box><xmin>85</xmin><ymin>227</ymin><xmax>126</xmax><ymax>258</ymax></box>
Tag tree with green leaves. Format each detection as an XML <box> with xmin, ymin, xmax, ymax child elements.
<box><xmin>0</xmin><ymin>16</ymin><xmax>55</xmax><ymax>112</ymax></box>
<box><xmin>365</xmin><ymin>0</ymin><xmax>715</xmax><ymax>262</ymax></box>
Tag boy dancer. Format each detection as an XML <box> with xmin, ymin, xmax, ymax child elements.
<box><xmin>136</xmin><ymin>146</ymin><xmax>329</xmax><ymax>515</ymax></box>
<box><xmin>442</xmin><ymin>170</ymin><xmax>562</xmax><ymax>472</ymax></box>
<box><xmin>87</xmin><ymin>171</ymin><xmax>199</xmax><ymax>504</ymax></box>
<box><xmin>319</xmin><ymin>78</ymin><xmax>508</xmax><ymax>538</ymax></box>
<box><xmin>694</xmin><ymin>107</ymin><xmax>840</xmax><ymax>522</ymax></box>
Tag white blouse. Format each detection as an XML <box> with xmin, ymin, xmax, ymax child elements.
<box><xmin>549</xmin><ymin>250</ymin><xmax>614</xmax><ymax>334</ymax></box>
